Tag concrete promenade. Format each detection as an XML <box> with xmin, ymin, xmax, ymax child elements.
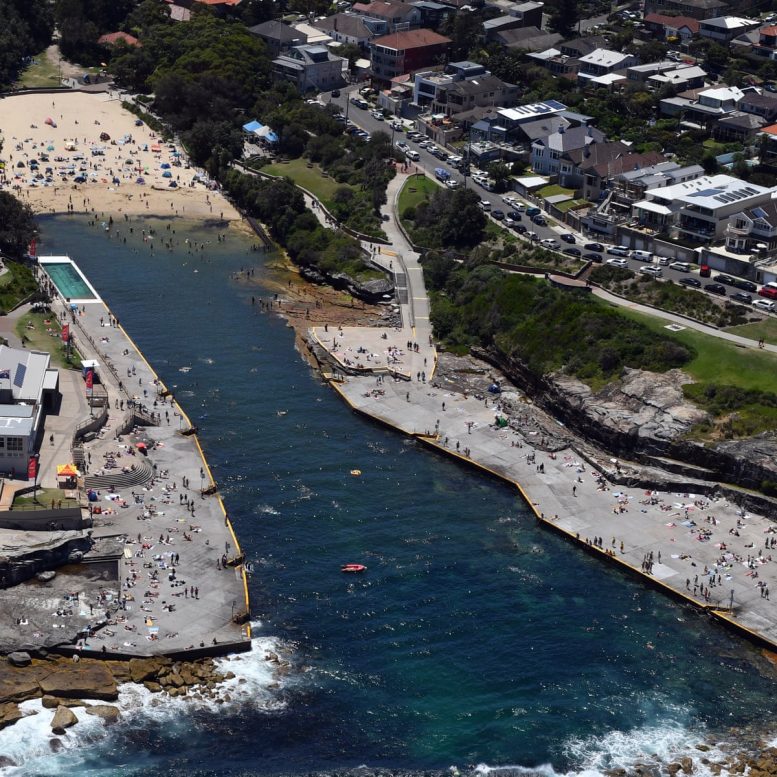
<box><xmin>38</xmin><ymin>277</ymin><xmax>251</xmax><ymax>657</ymax></box>
<box><xmin>304</xmin><ymin>173</ymin><xmax>777</xmax><ymax>652</ymax></box>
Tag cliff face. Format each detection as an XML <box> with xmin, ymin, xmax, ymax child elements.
<box><xmin>474</xmin><ymin>347</ymin><xmax>777</xmax><ymax>494</ymax></box>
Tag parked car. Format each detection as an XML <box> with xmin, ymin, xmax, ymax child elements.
<box><xmin>560</xmin><ymin>233</ymin><xmax>576</xmax><ymax>244</ymax></box>
<box><xmin>563</xmin><ymin>247</ymin><xmax>581</xmax><ymax>256</ymax></box>
<box><xmin>607</xmin><ymin>257</ymin><xmax>628</xmax><ymax>268</ymax></box>
<box><xmin>491</xmin><ymin>209</ymin><xmax>505</xmax><ymax>220</ymax></box>
<box><xmin>331</xmin><ymin>89</ymin><xmax>341</xmax><ymax>97</ymax></box>
<box><xmin>759</xmin><ymin>283</ymin><xmax>777</xmax><ymax>299</ymax></box>
<box><xmin>631</xmin><ymin>250</ymin><xmax>653</xmax><ymax>262</ymax></box>
<box><xmin>514</xmin><ymin>224</ymin><xmax>527</xmax><ymax>234</ymax></box>
<box><xmin>730</xmin><ymin>292</ymin><xmax>753</xmax><ymax>304</ymax></box>
<box><xmin>752</xmin><ymin>298</ymin><xmax>776</xmax><ymax>311</ymax></box>
<box><xmin>540</xmin><ymin>238</ymin><xmax>559</xmax><ymax>249</ymax></box>
<box><xmin>607</xmin><ymin>245</ymin><xmax>630</xmax><ymax>257</ymax></box>
<box><xmin>506</xmin><ymin>211</ymin><xmax>521</xmax><ymax>221</ymax></box>
<box><xmin>480</xmin><ymin>200</ymin><xmax>491</xmax><ymax>211</ymax></box>
<box><xmin>532</xmin><ymin>216</ymin><xmax>547</xmax><ymax>226</ymax></box>
<box><xmin>583</xmin><ymin>252</ymin><xmax>603</xmax><ymax>262</ymax></box>
<box><xmin>733</xmin><ymin>278</ymin><xmax>758</xmax><ymax>292</ymax></box>
<box><xmin>679</xmin><ymin>277</ymin><xmax>701</xmax><ymax>288</ymax></box>
<box><xmin>669</xmin><ymin>261</ymin><xmax>692</xmax><ymax>272</ymax></box>
<box><xmin>704</xmin><ymin>282</ymin><xmax>727</xmax><ymax>295</ymax></box>
<box><xmin>639</xmin><ymin>265</ymin><xmax>662</xmax><ymax>277</ymax></box>
<box><xmin>699</xmin><ymin>264</ymin><xmax>711</xmax><ymax>277</ymax></box>
<box><xmin>584</xmin><ymin>242</ymin><xmax>604</xmax><ymax>252</ymax></box>
<box><xmin>714</xmin><ymin>274</ymin><xmax>736</xmax><ymax>286</ymax></box>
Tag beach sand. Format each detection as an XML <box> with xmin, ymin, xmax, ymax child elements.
<box><xmin>0</xmin><ymin>91</ymin><xmax>241</xmax><ymax>223</ymax></box>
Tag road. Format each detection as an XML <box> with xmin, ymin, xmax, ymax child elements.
<box><xmin>324</xmin><ymin>87</ymin><xmax>777</xmax><ymax>319</ymax></box>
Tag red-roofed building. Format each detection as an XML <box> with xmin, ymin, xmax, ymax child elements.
<box><xmin>369</xmin><ymin>28</ymin><xmax>451</xmax><ymax>82</ymax></box>
<box><xmin>643</xmin><ymin>13</ymin><xmax>700</xmax><ymax>40</ymax></box>
<box><xmin>97</xmin><ymin>31</ymin><xmax>140</xmax><ymax>46</ymax></box>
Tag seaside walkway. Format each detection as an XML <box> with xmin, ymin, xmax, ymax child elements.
<box><xmin>35</xmin><ymin>284</ymin><xmax>251</xmax><ymax>658</ymax></box>
<box><xmin>304</xmin><ymin>175</ymin><xmax>777</xmax><ymax>652</ymax></box>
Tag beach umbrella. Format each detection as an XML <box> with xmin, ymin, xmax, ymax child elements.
<box><xmin>136</xmin><ymin>442</ymin><xmax>147</xmax><ymax>450</ymax></box>
<box><xmin>45</xmin><ymin>117</ymin><xmax>54</xmax><ymax>126</ymax></box>
<box><xmin>16</xmin><ymin>161</ymin><xmax>24</xmax><ymax>168</ymax></box>
<box><xmin>47</xmin><ymin>145</ymin><xmax>54</xmax><ymax>151</ymax></box>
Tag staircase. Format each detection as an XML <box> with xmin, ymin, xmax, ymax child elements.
<box><xmin>84</xmin><ymin>457</ymin><xmax>154</xmax><ymax>490</ymax></box>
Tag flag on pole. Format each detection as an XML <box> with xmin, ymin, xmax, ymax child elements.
<box><xmin>28</xmin><ymin>239</ymin><xmax>37</xmax><ymax>257</ymax></box>
<box><xmin>27</xmin><ymin>457</ymin><xmax>37</xmax><ymax>481</ymax></box>
<box><xmin>61</xmin><ymin>324</ymin><xmax>70</xmax><ymax>343</ymax></box>
<box><xmin>85</xmin><ymin>369</ymin><xmax>93</xmax><ymax>397</ymax></box>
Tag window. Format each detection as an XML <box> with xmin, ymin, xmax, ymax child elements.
<box><xmin>6</xmin><ymin>438</ymin><xmax>22</xmax><ymax>453</ymax></box>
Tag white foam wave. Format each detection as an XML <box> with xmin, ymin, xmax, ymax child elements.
<box><xmin>0</xmin><ymin>627</ymin><xmax>290</xmax><ymax>776</ymax></box>
<box><xmin>477</xmin><ymin>720</ymin><xmax>733</xmax><ymax>777</ymax></box>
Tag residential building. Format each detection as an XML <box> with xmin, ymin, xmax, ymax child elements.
<box><xmin>369</xmin><ymin>28</ymin><xmax>451</xmax><ymax>82</ymax></box>
<box><xmin>483</xmin><ymin>0</ymin><xmax>543</xmax><ymax>26</ymax></box>
<box><xmin>292</xmin><ymin>22</ymin><xmax>333</xmax><ymax>45</ymax></box>
<box><xmin>471</xmin><ymin>99</ymin><xmax>567</xmax><ymax>144</ymax></box>
<box><xmin>643</xmin><ymin>13</ymin><xmax>700</xmax><ymax>40</ymax></box>
<box><xmin>577</xmin><ymin>49</ymin><xmax>639</xmax><ymax>83</ymax></box>
<box><xmin>531</xmin><ymin>125</ymin><xmax>606</xmax><ymax>179</ymax></box>
<box><xmin>714</xmin><ymin>112</ymin><xmax>767</xmax><ymax>141</ymax></box>
<box><xmin>312</xmin><ymin>14</ymin><xmax>377</xmax><ymax>47</ymax></box>
<box><xmin>352</xmin><ymin>0</ymin><xmax>422</xmax><ymax>30</ymax></box>
<box><xmin>724</xmin><ymin>200</ymin><xmax>777</xmax><ymax>257</ymax></box>
<box><xmin>0</xmin><ymin>345</ymin><xmax>59</xmax><ymax>476</ymax></box>
<box><xmin>559</xmin><ymin>36</ymin><xmax>609</xmax><ymax>58</ymax></box>
<box><xmin>739</xmin><ymin>91</ymin><xmax>777</xmax><ymax>123</ymax></box>
<box><xmin>413</xmin><ymin>61</ymin><xmax>518</xmax><ymax>115</ymax></box>
<box><xmin>632</xmin><ymin>174</ymin><xmax>776</xmax><ymax>243</ymax></box>
<box><xmin>699</xmin><ymin>15</ymin><xmax>760</xmax><ymax>42</ymax></box>
<box><xmin>643</xmin><ymin>0</ymin><xmax>729</xmax><ymax>21</ymax></box>
<box><xmin>525</xmin><ymin>48</ymin><xmax>580</xmax><ymax>77</ymax></box>
<box><xmin>411</xmin><ymin>0</ymin><xmax>454</xmax><ymax>28</ymax></box>
<box><xmin>660</xmin><ymin>85</ymin><xmax>745</xmax><ymax>126</ymax></box>
<box><xmin>491</xmin><ymin>26</ymin><xmax>562</xmax><ymax>52</ymax></box>
<box><xmin>272</xmin><ymin>44</ymin><xmax>347</xmax><ymax>92</ymax></box>
<box><xmin>647</xmin><ymin>64</ymin><xmax>707</xmax><ymax>91</ymax></box>
<box><xmin>247</xmin><ymin>20</ymin><xmax>307</xmax><ymax>54</ymax></box>
<box><xmin>612</xmin><ymin>161</ymin><xmax>705</xmax><ymax>207</ymax></box>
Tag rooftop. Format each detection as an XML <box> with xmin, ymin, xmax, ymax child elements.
<box><xmin>497</xmin><ymin>99</ymin><xmax>566</xmax><ymax>122</ymax></box>
<box><xmin>643</xmin><ymin>12</ymin><xmax>700</xmax><ymax>32</ymax></box>
<box><xmin>701</xmin><ymin>15</ymin><xmax>758</xmax><ymax>29</ymax></box>
<box><xmin>371</xmin><ymin>28</ymin><xmax>451</xmax><ymax>49</ymax></box>
<box><xmin>648</xmin><ymin>174</ymin><xmax>774</xmax><ymax>210</ymax></box>
<box><xmin>578</xmin><ymin>48</ymin><xmax>633</xmax><ymax>67</ymax></box>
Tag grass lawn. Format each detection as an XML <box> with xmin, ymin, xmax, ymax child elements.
<box><xmin>617</xmin><ymin>306</ymin><xmax>777</xmax><ymax>394</ymax></box>
<box><xmin>263</xmin><ymin>159</ymin><xmax>350</xmax><ymax>206</ymax></box>
<box><xmin>13</xmin><ymin>487</ymin><xmax>79</xmax><ymax>510</ymax></box>
<box><xmin>398</xmin><ymin>174</ymin><xmax>440</xmax><ymax>214</ymax></box>
<box><xmin>15</xmin><ymin>310</ymin><xmax>81</xmax><ymax>369</ymax></box>
<box><xmin>725</xmin><ymin>317</ymin><xmax>777</xmax><ymax>346</ymax></box>
<box><xmin>537</xmin><ymin>184</ymin><xmax>575</xmax><ymax>198</ymax></box>
<box><xmin>16</xmin><ymin>51</ymin><xmax>61</xmax><ymax>88</ymax></box>
<box><xmin>556</xmin><ymin>198</ymin><xmax>590</xmax><ymax>213</ymax></box>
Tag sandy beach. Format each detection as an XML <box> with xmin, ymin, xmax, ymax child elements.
<box><xmin>0</xmin><ymin>91</ymin><xmax>241</xmax><ymax>222</ymax></box>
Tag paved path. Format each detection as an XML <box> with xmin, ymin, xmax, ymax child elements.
<box><xmin>35</xmin><ymin>279</ymin><xmax>251</xmax><ymax>657</ymax></box>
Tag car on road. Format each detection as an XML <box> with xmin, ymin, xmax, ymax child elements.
<box><xmin>678</xmin><ymin>277</ymin><xmax>701</xmax><ymax>288</ymax></box>
<box><xmin>526</xmin><ymin>231</ymin><xmax>538</xmax><ymax>241</ymax></box>
<box><xmin>730</xmin><ymin>292</ymin><xmax>753</xmax><ymax>304</ymax></box>
<box><xmin>704</xmin><ymin>282</ymin><xmax>727</xmax><ymax>295</ymax></box>
<box><xmin>560</xmin><ymin>233</ymin><xmax>576</xmax><ymax>244</ymax></box>
<box><xmin>506</xmin><ymin>211</ymin><xmax>521</xmax><ymax>221</ymax></box>
<box><xmin>607</xmin><ymin>257</ymin><xmax>628</xmax><ymax>268</ymax></box>
<box><xmin>699</xmin><ymin>264</ymin><xmax>711</xmax><ymax>277</ymax></box>
<box><xmin>583</xmin><ymin>252</ymin><xmax>603</xmax><ymax>262</ymax></box>
<box><xmin>540</xmin><ymin>238</ymin><xmax>560</xmax><ymax>249</ymax></box>
<box><xmin>395</xmin><ymin>141</ymin><xmax>408</xmax><ymax>151</ymax></box>
<box><xmin>631</xmin><ymin>250</ymin><xmax>654</xmax><ymax>262</ymax></box>
<box><xmin>480</xmin><ymin>200</ymin><xmax>491</xmax><ymax>211</ymax></box>
<box><xmin>504</xmin><ymin>217</ymin><xmax>516</xmax><ymax>227</ymax></box>
<box><xmin>525</xmin><ymin>206</ymin><xmax>542</xmax><ymax>217</ymax></box>
<box><xmin>563</xmin><ymin>247</ymin><xmax>581</xmax><ymax>256</ymax></box>
<box><xmin>714</xmin><ymin>274</ymin><xmax>736</xmax><ymax>286</ymax></box>
<box><xmin>760</xmin><ymin>283</ymin><xmax>777</xmax><ymax>299</ymax></box>
<box><xmin>491</xmin><ymin>209</ymin><xmax>505</xmax><ymax>220</ymax></box>
<box><xmin>753</xmin><ymin>299</ymin><xmax>776</xmax><ymax>312</ymax></box>
<box><xmin>733</xmin><ymin>278</ymin><xmax>758</xmax><ymax>292</ymax></box>
<box><xmin>514</xmin><ymin>224</ymin><xmax>527</xmax><ymax>234</ymax></box>
<box><xmin>391</xmin><ymin>121</ymin><xmax>403</xmax><ymax>130</ymax></box>
<box><xmin>532</xmin><ymin>215</ymin><xmax>547</xmax><ymax>226</ymax></box>
<box><xmin>350</xmin><ymin>97</ymin><xmax>368</xmax><ymax>109</ymax></box>
<box><xmin>607</xmin><ymin>245</ymin><xmax>630</xmax><ymax>257</ymax></box>
<box><xmin>669</xmin><ymin>261</ymin><xmax>693</xmax><ymax>272</ymax></box>
<box><xmin>502</xmin><ymin>195</ymin><xmax>518</xmax><ymax>206</ymax></box>
<box><xmin>331</xmin><ymin>89</ymin><xmax>340</xmax><ymax>98</ymax></box>
<box><xmin>444</xmin><ymin>179</ymin><xmax>459</xmax><ymax>189</ymax></box>
<box><xmin>584</xmin><ymin>242</ymin><xmax>604</xmax><ymax>252</ymax></box>
<box><xmin>639</xmin><ymin>265</ymin><xmax>662</xmax><ymax>277</ymax></box>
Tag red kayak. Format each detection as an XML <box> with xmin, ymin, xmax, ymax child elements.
<box><xmin>341</xmin><ymin>564</ymin><xmax>367</xmax><ymax>573</ymax></box>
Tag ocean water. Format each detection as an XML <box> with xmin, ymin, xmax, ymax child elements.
<box><xmin>16</xmin><ymin>215</ymin><xmax>777</xmax><ymax>776</ymax></box>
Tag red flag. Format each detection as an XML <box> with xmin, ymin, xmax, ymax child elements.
<box><xmin>27</xmin><ymin>457</ymin><xmax>37</xmax><ymax>481</ymax></box>
<box><xmin>61</xmin><ymin>324</ymin><xmax>69</xmax><ymax>343</ymax></box>
<box><xmin>28</xmin><ymin>239</ymin><xmax>36</xmax><ymax>257</ymax></box>
<box><xmin>85</xmin><ymin>369</ymin><xmax>93</xmax><ymax>396</ymax></box>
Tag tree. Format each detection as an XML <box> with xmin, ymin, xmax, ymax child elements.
<box><xmin>487</xmin><ymin>162</ymin><xmax>512</xmax><ymax>193</ymax></box>
<box><xmin>547</xmin><ymin>0</ymin><xmax>579</xmax><ymax>38</ymax></box>
<box><xmin>0</xmin><ymin>192</ymin><xmax>36</xmax><ymax>259</ymax></box>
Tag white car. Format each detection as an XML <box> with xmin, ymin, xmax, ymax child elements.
<box><xmin>752</xmin><ymin>299</ymin><xmax>776</xmax><ymax>312</ymax></box>
<box><xmin>638</xmin><ymin>265</ymin><xmax>662</xmax><ymax>277</ymax></box>
<box><xmin>540</xmin><ymin>238</ymin><xmax>560</xmax><ymax>249</ymax></box>
<box><xmin>607</xmin><ymin>257</ymin><xmax>628</xmax><ymax>268</ymax></box>
<box><xmin>372</xmin><ymin>111</ymin><xmax>384</xmax><ymax>121</ymax></box>
<box><xmin>502</xmin><ymin>195</ymin><xmax>517</xmax><ymax>206</ymax></box>
<box><xmin>445</xmin><ymin>179</ymin><xmax>459</xmax><ymax>189</ymax></box>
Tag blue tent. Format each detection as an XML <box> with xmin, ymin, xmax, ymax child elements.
<box><xmin>160</xmin><ymin>162</ymin><xmax>171</xmax><ymax>169</ymax></box>
<box><xmin>162</xmin><ymin>171</ymin><xmax>172</xmax><ymax>178</ymax></box>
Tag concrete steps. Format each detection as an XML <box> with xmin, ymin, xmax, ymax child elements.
<box><xmin>84</xmin><ymin>457</ymin><xmax>154</xmax><ymax>490</ymax></box>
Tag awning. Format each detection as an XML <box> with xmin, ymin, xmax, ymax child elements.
<box><xmin>634</xmin><ymin>200</ymin><xmax>673</xmax><ymax>216</ymax></box>
<box><xmin>56</xmin><ymin>464</ymin><xmax>79</xmax><ymax>477</ymax></box>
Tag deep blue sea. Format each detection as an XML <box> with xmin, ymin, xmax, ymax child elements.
<box><xmin>9</xmin><ymin>215</ymin><xmax>777</xmax><ymax>776</ymax></box>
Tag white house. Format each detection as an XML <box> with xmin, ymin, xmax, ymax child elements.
<box><xmin>577</xmin><ymin>49</ymin><xmax>639</xmax><ymax>83</ymax></box>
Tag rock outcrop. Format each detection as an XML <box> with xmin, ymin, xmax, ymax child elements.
<box><xmin>50</xmin><ymin>705</ymin><xmax>78</xmax><ymax>734</ymax></box>
<box><xmin>39</xmin><ymin>664</ymin><xmax>118</xmax><ymax>701</ymax></box>
<box><xmin>85</xmin><ymin>705</ymin><xmax>121</xmax><ymax>724</ymax></box>
<box><xmin>7</xmin><ymin>652</ymin><xmax>31</xmax><ymax>668</ymax></box>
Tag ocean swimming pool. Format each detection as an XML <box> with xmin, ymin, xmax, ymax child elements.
<box><xmin>40</xmin><ymin>258</ymin><xmax>100</xmax><ymax>302</ymax></box>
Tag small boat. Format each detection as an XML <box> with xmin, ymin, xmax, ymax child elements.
<box><xmin>341</xmin><ymin>564</ymin><xmax>366</xmax><ymax>573</ymax></box>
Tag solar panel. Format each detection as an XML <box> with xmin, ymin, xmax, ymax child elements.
<box><xmin>13</xmin><ymin>363</ymin><xmax>26</xmax><ymax>389</ymax></box>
